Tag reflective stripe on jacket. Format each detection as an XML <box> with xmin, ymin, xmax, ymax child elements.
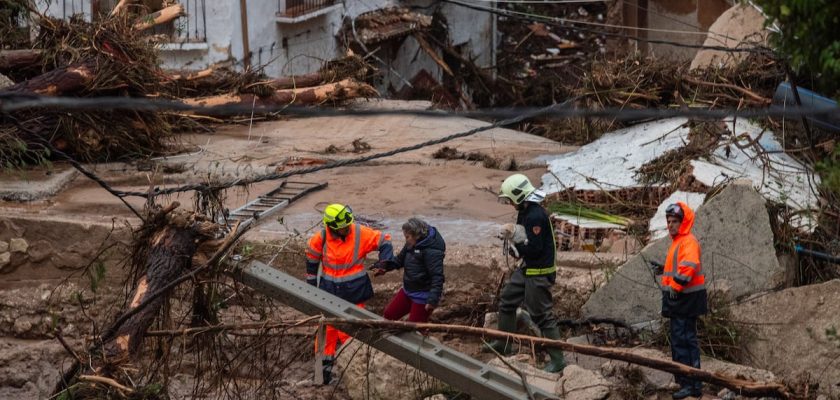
<box><xmin>661</xmin><ymin>202</ymin><xmax>705</xmax><ymax>294</ymax></box>
<box><xmin>305</xmin><ymin>223</ymin><xmax>393</xmax><ymax>303</ymax></box>
<box><xmin>660</xmin><ymin>201</ymin><xmax>708</xmax><ymax>318</ymax></box>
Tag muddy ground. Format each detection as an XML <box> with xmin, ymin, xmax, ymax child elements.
<box><xmin>0</xmin><ymin>102</ymin><xmax>609</xmax><ymax>399</ymax></box>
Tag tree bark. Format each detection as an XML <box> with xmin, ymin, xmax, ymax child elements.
<box><xmin>98</xmin><ymin>206</ymin><xmax>219</xmax><ymax>369</ymax></box>
<box><xmin>325</xmin><ymin>318</ymin><xmax>793</xmax><ymax>399</ymax></box>
<box><xmin>181</xmin><ymin>79</ymin><xmax>378</xmax><ymax>111</ymax></box>
<box><xmin>268</xmin><ymin>73</ymin><xmax>324</xmax><ymax>90</ymax></box>
<box><xmin>133</xmin><ymin>4</ymin><xmax>185</xmax><ymax>31</ymax></box>
<box><xmin>2</xmin><ymin>61</ymin><xmax>95</xmax><ymax>95</ymax></box>
<box><xmin>0</xmin><ymin>50</ymin><xmax>42</xmax><ymax>72</ymax></box>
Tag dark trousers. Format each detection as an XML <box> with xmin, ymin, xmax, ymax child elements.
<box><xmin>498</xmin><ymin>269</ymin><xmax>557</xmax><ymax>330</ymax></box>
<box><xmin>383</xmin><ymin>288</ymin><xmax>431</xmax><ymax>322</ymax></box>
<box><xmin>670</xmin><ymin>317</ymin><xmax>702</xmax><ymax>390</ymax></box>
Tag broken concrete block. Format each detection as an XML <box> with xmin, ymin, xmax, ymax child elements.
<box><xmin>556</xmin><ymin>365</ymin><xmax>611</xmax><ymax>400</ymax></box>
<box><xmin>9</xmin><ymin>238</ymin><xmax>29</xmax><ymax>253</ymax></box>
<box><xmin>0</xmin><ymin>241</ymin><xmax>7</xmax><ymax>253</ymax></box>
<box><xmin>0</xmin><ymin>252</ymin><xmax>10</xmax><ymax>269</ymax></box>
<box><xmin>733</xmin><ymin>279</ymin><xmax>840</xmax><ymax>394</ymax></box>
<box><xmin>582</xmin><ymin>181</ymin><xmax>784</xmax><ymax>324</ymax></box>
<box><xmin>690</xmin><ymin>4</ymin><xmax>767</xmax><ymax>70</ymax></box>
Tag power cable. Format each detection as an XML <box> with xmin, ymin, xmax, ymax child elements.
<box><xmin>2</xmin><ymin>93</ymin><xmax>837</xmax><ymax>120</ymax></box>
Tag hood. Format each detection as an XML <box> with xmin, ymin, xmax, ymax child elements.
<box><xmin>415</xmin><ymin>226</ymin><xmax>445</xmax><ymax>251</ymax></box>
<box><xmin>673</xmin><ymin>201</ymin><xmax>695</xmax><ymax>237</ymax></box>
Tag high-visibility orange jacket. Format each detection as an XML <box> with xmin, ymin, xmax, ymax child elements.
<box><xmin>305</xmin><ymin>223</ymin><xmax>393</xmax><ymax>304</ymax></box>
<box><xmin>661</xmin><ymin>202</ymin><xmax>708</xmax><ymax>317</ymax></box>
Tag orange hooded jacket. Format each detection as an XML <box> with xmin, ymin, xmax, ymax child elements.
<box><xmin>661</xmin><ymin>202</ymin><xmax>706</xmax><ymax>294</ymax></box>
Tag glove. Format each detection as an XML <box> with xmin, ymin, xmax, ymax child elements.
<box><xmin>372</xmin><ymin>260</ymin><xmax>395</xmax><ymax>270</ymax></box>
<box><xmin>648</xmin><ymin>260</ymin><xmax>664</xmax><ymax>275</ymax></box>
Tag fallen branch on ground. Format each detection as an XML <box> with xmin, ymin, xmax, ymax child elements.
<box><xmin>78</xmin><ymin>375</ymin><xmax>134</xmax><ymax>394</ymax></box>
<box><xmin>181</xmin><ymin>78</ymin><xmax>378</xmax><ymax>110</ymax></box>
<box><xmin>322</xmin><ymin>318</ymin><xmax>792</xmax><ymax>398</ymax></box>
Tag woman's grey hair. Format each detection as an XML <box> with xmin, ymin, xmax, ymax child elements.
<box><xmin>402</xmin><ymin>217</ymin><xmax>430</xmax><ymax>238</ymax></box>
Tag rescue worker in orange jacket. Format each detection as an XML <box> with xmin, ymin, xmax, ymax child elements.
<box><xmin>305</xmin><ymin>203</ymin><xmax>394</xmax><ymax>384</ymax></box>
<box><xmin>660</xmin><ymin>202</ymin><xmax>707</xmax><ymax>399</ymax></box>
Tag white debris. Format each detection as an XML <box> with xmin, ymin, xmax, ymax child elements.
<box><xmin>649</xmin><ymin>191</ymin><xmax>707</xmax><ymax>240</ymax></box>
<box><xmin>541</xmin><ymin>118</ymin><xmax>690</xmax><ymax>192</ymax></box>
<box><xmin>691</xmin><ymin>118</ymin><xmax>819</xmax><ymax>229</ymax></box>
<box><xmin>541</xmin><ymin>117</ymin><xmax>819</xmax><ymax>230</ymax></box>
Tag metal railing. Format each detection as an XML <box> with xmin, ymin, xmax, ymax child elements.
<box><xmin>278</xmin><ymin>0</ymin><xmax>336</xmax><ymax>18</ymax></box>
<box><xmin>150</xmin><ymin>0</ymin><xmax>207</xmax><ymax>43</ymax></box>
<box><xmin>58</xmin><ymin>0</ymin><xmax>92</xmax><ymax>20</ymax></box>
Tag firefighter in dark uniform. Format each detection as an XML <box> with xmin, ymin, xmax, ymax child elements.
<box><xmin>483</xmin><ymin>174</ymin><xmax>566</xmax><ymax>373</ymax></box>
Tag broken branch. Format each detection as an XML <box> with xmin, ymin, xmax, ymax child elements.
<box><xmin>78</xmin><ymin>375</ymin><xmax>134</xmax><ymax>394</ymax></box>
<box><xmin>323</xmin><ymin>318</ymin><xmax>792</xmax><ymax>398</ymax></box>
<box><xmin>683</xmin><ymin>76</ymin><xmax>771</xmax><ymax>105</ymax></box>
<box><xmin>133</xmin><ymin>4</ymin><xmax>186</xmax><ymax>31</ymax></box>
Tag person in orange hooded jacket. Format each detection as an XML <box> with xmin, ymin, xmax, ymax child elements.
<box><xmin>661</xmin><ymin>202</ymin><xmax>708</xmax><ymax>399</ymax></box>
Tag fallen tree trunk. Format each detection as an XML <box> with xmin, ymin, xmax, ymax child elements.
<box><xmin>0</xmin><ymin>49</ymin><xmax>42</xmax><ymax>72</ymax></box>
<box><xmin>268</xmin><ymin>73</ymin><xmax>323</xmax><ymax>89</ymax></box>
<box><xmin>324</xmin><ymin>318</ymin><xmax>793</xmax><ymax>399</ymax></box>
<box><xmin>99</xmin><ymin>205</ymin><xmax>219</xmax><ymax>368</ymax></box>
<box><xmin>133</xmin><ymin>4</ymin><xmax>185</xmax><ymax>31</ymax></box>
<box><xmin>3</xmin><ymin>61</ymin><xmax>95</xmax><ymax>95</ymax></box>
<box><xmin>181</xmin><ymin>78</ymin><xmax>378</xmax><ymax>110</ymax></box>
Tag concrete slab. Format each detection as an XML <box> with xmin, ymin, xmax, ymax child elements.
<box><xmin>581</xmin><ymin>180</ymin><xmax>785</xmax><ymax>324</ymax></box>
<box><xmin>0</xmin><ymin>167</ymin><xmax>78</xmax><ymax>201</ymax></box>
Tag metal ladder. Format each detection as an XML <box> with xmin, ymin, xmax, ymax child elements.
<box><xmin>221</xmin><ymin>181</ymin><xmax>327</xmax><ymax>230</ymax></box>
<box><xmin>235</xmin><ymin>261</ymin><xmax>557</xmax><ymax>400</ymax></box>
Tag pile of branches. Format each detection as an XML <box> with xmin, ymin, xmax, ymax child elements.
<box><xmin>532</xmin><ymin>52</ymin><xmax>785</xmax><ymax>145</ymax></box>
<box><xmin>0</xmin><ymin>1</ymin><xmax>377</xmax><ymax>168</ymax></box>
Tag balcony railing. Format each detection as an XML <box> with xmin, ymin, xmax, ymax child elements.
<box><xmin>278</xmin><ymin>0</ymin><xmax>337</xmax><ymax>18</ymax></box>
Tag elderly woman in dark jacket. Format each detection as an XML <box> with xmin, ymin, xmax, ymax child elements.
<box><xmin>372</xmin><ymin>217</ymin><xmax>445</xmax><ymax>322</ymax></box>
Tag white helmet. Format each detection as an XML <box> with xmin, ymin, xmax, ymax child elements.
<box><xmin>499</xmin><ymin>174</ymin><xmax>536</xmax><ymax>205</ymax></box>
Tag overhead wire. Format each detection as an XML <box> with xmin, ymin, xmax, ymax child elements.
<box><xmin>1</xmin><ymin>93</ymin><xmax>836</xmax><ymax>120</ymax></box>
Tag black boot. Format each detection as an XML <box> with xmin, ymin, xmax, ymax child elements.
<box><xmin>481</xmin><ymin>312</ymin><xmax>516</xmax><ymax>355</ymax></box>
<box><xmin>540</xmin><ymin>327</ymin><xmax>567</xmax><ymax>373</ymax></box>
<box><xmin>321</xmin><ymin>356</ymin><xmax>334</xmax><ymax>385</ymax></box>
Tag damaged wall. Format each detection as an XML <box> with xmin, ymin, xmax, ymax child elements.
<box><xmin>623</xmin><ymin>0</ymin><xmax>736</xmax><ymax>61</ymax></box>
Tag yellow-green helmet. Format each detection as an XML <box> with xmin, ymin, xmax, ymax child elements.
<box><xmin>323</xmin><ymin>203</ymin><xmax>354</xmax><ymax>229</ymax></box>
<box><xmin>499</xmin><ymin>174</ymin><xmax>536</xmax><ymax>205</ymax></box>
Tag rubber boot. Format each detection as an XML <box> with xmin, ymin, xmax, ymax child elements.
<box><xmin>482</xmin><ymin>312</ymin><xmax>516</xmax><ymax>355</ymax></box>
<box><xmin>541</xmin><ymin>327</ymin><xmax>567</xmax><ymax>373</ymax></box>
<box><xmin>321</xmin><ymin>356</ymin><xmax>334</xmax><ymax>385</ymax></box>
